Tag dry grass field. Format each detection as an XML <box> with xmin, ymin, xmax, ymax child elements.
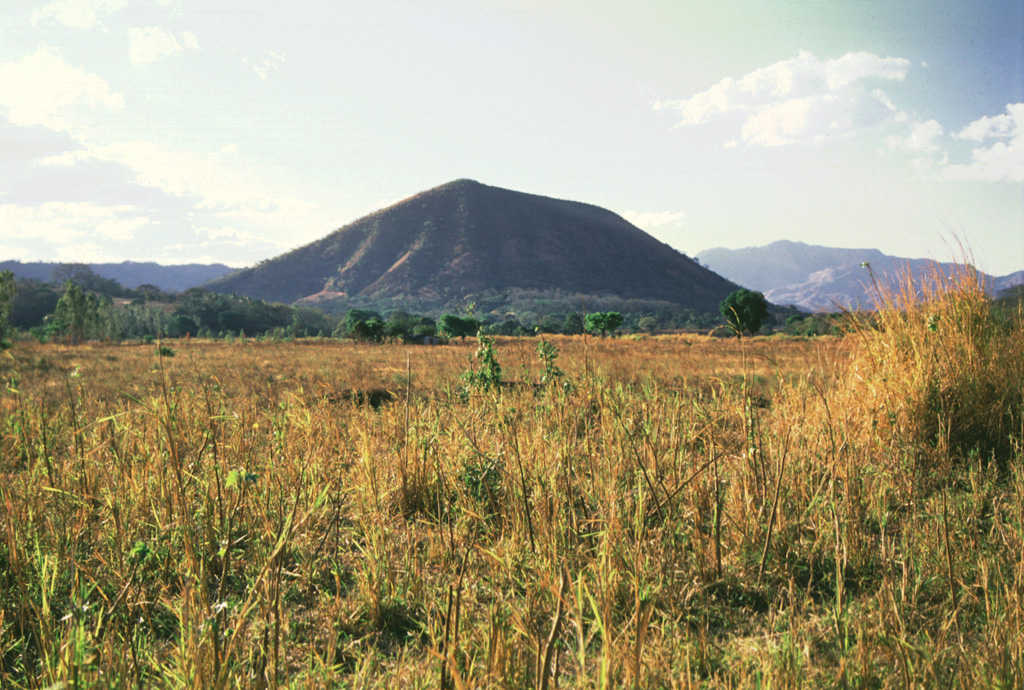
<box><xmin>1</xmin><ymin>272</ymin><xmax>1023</xmax><ymax>688</ymax></box>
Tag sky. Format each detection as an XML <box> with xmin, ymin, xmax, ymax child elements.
<box><xmin>1</xmin><ymin>0</ymin><xmax>1023</xmax><ymax>276</ymax></box>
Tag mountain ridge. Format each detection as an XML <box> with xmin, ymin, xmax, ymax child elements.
<box><xmin>0</xmin><ymin>260</ymin><xmax>234</xmax><ymax>293</ymax></box>
<box><xmin>697</xmin><ymin>240</ymin><xmax>1024</xmax><ymax>311</ymax></box>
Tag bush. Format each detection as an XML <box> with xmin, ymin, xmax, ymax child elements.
<box><xmin>461</xmin><ymin>333</ymin><xmax>502</xmax><ymax>394</ymax></box>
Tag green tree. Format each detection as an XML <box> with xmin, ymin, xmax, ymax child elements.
<box><xmin>10</xmin><ymin>280</ymin><xmax>60</xmax><ymax>331</ymax></box>
<box><xmin>383</xmin><ymin>310</ymin><xmax>417</xmax><ymax>341</ymax></box>
<box><xmin>439</xmin><ymin>314</ymin><xmax>479</xmax><ymax>341</ymax></box>
<box><xmin>563</xmin><ymin>312</ymin><xmax>584</xmax><ymax>335</ymax></box>
<box><xmin>350</xmin><ymin>317</ymin><xmax>385</xmax><ymax>342</ymax></box>
<box><xmin>342</xmin><ymin>308</ymin><xmax>382</xmax><ymax>339</ymax></box>
<box><xmin>584</xmin><ymin>311</ymin><xmax>623</xmax><ymax>337</ymax></box>
<box><xmin>720</xmin><ymin>289</ymin><xmax>770</xmax><ymax>337</ymax></box>
<box><xmin>411</xmin><ymin>316</ymin><xmax>437</xmax><ymax>339</ymax></box>
<box><xmin>0</xmin><ymin>270</ymin><xmax>15</xmax><ymax>348</ymax></box>
<box><xmin>53</xmin><ymin>282</ymin><xmax>88</xmax><ymax>344</ymax></box>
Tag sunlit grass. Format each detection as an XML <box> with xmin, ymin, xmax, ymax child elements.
<box><xmin>0</xmin><ymin>285</ymin><xmax>1021</xmax><ymax>688</ymax></box>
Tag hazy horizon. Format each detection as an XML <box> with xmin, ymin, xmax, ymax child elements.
<box><xmin>1</xmin><ymin>1</ymin><xmax>1022</xmax><ymax>275</ymax></box>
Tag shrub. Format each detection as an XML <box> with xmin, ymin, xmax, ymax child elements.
<box><xmin>461</xmin><ymin>332</ymin><xmax>502</xmax><ymax>394</ymax></box>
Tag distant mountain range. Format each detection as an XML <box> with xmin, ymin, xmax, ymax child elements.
<box><xmin>697</xmin><ymin>240</ymin><xmax>1024</xmax><ymax>312</ymax></box>
<box><xmin>0</xmin><ymin>260</ymin><xmax>233</xmax><ymax>293</ymax></box>
<box><xmin>10</xmin><ymin>209</ymin><xmax>1016</xmax><ymax>319</ymax></box>
<box><xmin>206</xmin><ymin>179</ymin><xmax>741</xmax><ymax>314</ymax></box>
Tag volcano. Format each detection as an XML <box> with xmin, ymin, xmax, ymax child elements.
<box><xmin>205</xmin><ymin>179</ymin><xmax>740</xmax><ymax>313</ymax></box>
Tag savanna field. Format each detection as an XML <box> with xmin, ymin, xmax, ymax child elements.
<box><xmin>2</xmin><ymin>274</ymin><xmax>1024</xmax><ymax>688</ymax></box>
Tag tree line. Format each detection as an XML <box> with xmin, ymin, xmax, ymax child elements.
<box><xmin>0</xmin><ymin>267</ymin><xmax>646</xmax><ymax>346</ymax></box>
<box><xmin>0</xmin><ymin>264</ymin><xmax>804</xmax><ymax>348</ymax></box>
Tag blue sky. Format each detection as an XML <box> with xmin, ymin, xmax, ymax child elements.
<box><xmin>1</xmin><ymin>0</ymin><xmax>1022</xmax><ymax>275</ymax></box>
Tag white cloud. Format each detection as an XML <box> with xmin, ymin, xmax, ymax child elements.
<box><xmin>243</xmin><ymin>51</ymin><xmax>285</xmax><ymax>80</ymax></box>
<box><xmin>196</xmin><ymin>225</ymin><xmax>257</xmax><ymax>245</ymax></box>
<box><xmin>953</xmin><ymin>104</ymin><xmax>1022</xmax><ymax>141</ymax></box>
<box><xmin>69</xmin><ymin>139</ymin><xmax>255</xmax><ymax>205</ymax></box>
<box><xmin>0</xmin><ymin>201</ymin><xmax>149</xmax><ymax>243</ymax></box>
<box><xmin>621</xmin><ymin>210</ymin><xmax>686</xmax><ymax>229</ymax></box>
<box><xmin>904</xmin><ymin>119</ymin><xmax>943</xmax><ymax>152</ymax></box>
<box><xmin>52</xmin><ymin>244</ymin><xmax>125</xmax><ymax>263</ymax></box>
<box><xmin>95</xmin><ymin>214</ymin><xmax>150</xmax><ymax>241</ymax></box>
<box><xmin>0</xmin><ymin>243</ymin><xmax>30</xmax><ymax>261</ymax></box>
<box><xmin>944</xmin><ymin>104</ymin><xmax>1024</xmax><ymax>181</ymax></box>
<box><xmin>0</xmin><ymin>47</ymin><xmax>124</xmax><ymax>132</ymax></box>
<box><xmin>43</xmin><ymin>137</ymin><xmax>335</xmax><ymax>249</ymax></box>
<box><xmin>129</xmin><ymin>26</ymin><xmax>193</xmax><ymax>64</ymax></box>
<box><xmin>32</xmin><ymin>0</ymin><xmax>128</xmax><ymax>30</ymax></box>
<box><xmin>887</xmin><ymin>119</ymin><xmax>943</xmax><ymax>154</ymax></box>
<box><xmin>659</xmin><ymin>50</ymin><xmax>910</xmax><ymax>146</ymax></box>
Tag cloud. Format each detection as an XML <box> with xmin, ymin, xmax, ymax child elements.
<box><xmin>884</xmin><ymin>119</ymin><xmax>948</xmax><ymax>169</ymax></box>
<box><xmin>658</xmin><ymin>51</ymin><xmax>910</xmax><ymax>146</ymax></box>
<box><xmin>0</xmin><ymin>47</ymin><xmax>123</xmax><ymax>132</ymax></box>
<box><xmin>195</xmin><ymin>225</ymin><xmax>257</xmax><ymax>245</ymax></box>
<box><xmin>32</xmin><ymin>0</ymin><xmax>128</xmax><ymax>30</ymax></box>
<box><xmin>944</xmin><ymin>104</ymin><xmax>1024</xmax><ymax>181</ymax></box>
<box><xmin>891</xmin><ymin>119</ymin><xmax>943</xmax><ymax>153</ymax></box>
<box><xmin>59</xmin><ymin>139</ymin><xmax>251</xmax><ymax>206</ymax></box>
<box><xmin>0</xmin><ymin>118</ymin><xmax>82</xmax><ymax>162</ymax></box>
<box><xmin>129</xmin><ymin>26</ymin><xmax>197</xmax><ymax>64</ymax></box>
<box><xmin>243</xmin><ymin>51</ymin><xmax>285</xmax><ymax>80</ymax></box>
<box><xmin>885</xmin><ymin>119</ymin><xmax>947</xmax><ymax>169</ymax></box>
<box><xmin>0</xmin><ymin>243</ymin><xmax>30</xmax><ymax>261</ymax></box>
<box><xmin>0</xmin><ymin>201</ymin><xmax>149</xmax><ymax>243</ymax></box>
<box><xmin>953</xmin><ymin>104</ymin><xmax>1022</xmax><ymax>142</ymax></box>
<box><xmin>41</xmin><ymin>137</ymin><xmax>335</xmax><ymax>250</ymax></box>
<box><xmin>621</xmin><ymin>210</ymin><xmax>686</xmax><ymax>229</ymax></box>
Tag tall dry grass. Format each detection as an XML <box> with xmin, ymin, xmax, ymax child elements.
<box><xmin>0</xmin><ymin>285</ymin><xmax>1021</xmax><ymax>689</ymax></box>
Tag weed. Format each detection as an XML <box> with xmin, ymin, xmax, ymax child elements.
<box><xmin>461</xmin><ymin>332</ymin><xmax>502</xmax><ymax>395</ymax></box>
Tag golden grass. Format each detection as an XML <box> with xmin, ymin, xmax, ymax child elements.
<box><xmin>0</xmin><ymin>289</ymin><xmax>1021</xmax><ymax>688</ymax></box>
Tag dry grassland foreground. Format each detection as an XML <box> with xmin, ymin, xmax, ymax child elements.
<box><xmin>1</xmin><ymin>298</ymin><xmax>1023</xmax><ymax>688</ymax></box>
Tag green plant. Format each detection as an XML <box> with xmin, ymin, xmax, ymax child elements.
<box><xmin>536</xmin><ymin>338</ymin><xmax>569</xmax><ymax>390</ymax></box>
<box><xmin>460</xmin><ymin>456</ymin><xmax>505</xmax><ymax>511</ymax></box>
<box><xmin>461</xmin><ymin>332</ymin><xmax>502</xmax><ymax>393</ymax></box>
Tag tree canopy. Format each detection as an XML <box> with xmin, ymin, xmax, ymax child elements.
<box><xmin>584</xmin><ymin>311</ymin><xmax>623</xmax><ymax>337</ymax></box>
<box><xmin>719</xmin><ymin>289</ymin><xmax>770</xmax><ymax>337</ymax></box>
<box><xmin>438</xmin><ymin>314</ymin><xmax>479</xmax><ymax>341</ymax></box>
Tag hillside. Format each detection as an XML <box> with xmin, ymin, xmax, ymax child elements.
<box><xmin>698</xmin><ymin>240</ymin><xmax>1024</xmax><ymax>311</ymax></box>
<box><xmin>206</xmin><ymin>179</ymin><xmax>740</xmax><ymax>313</ymax></box>
<box><xmin>0</xmin><ymin>260</ymin><xmax>233</xmax><ymax>293</ymax></box>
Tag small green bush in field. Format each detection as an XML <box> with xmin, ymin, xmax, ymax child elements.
<box><xmin>460</xmin><ymin>456</ymin><xmax>505</xmax><ymax>511</ymax></box>
<box><xmin>461</xmin><ymin>332</ymin><xmax>502</xmax><ymax>394</ymax></box>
